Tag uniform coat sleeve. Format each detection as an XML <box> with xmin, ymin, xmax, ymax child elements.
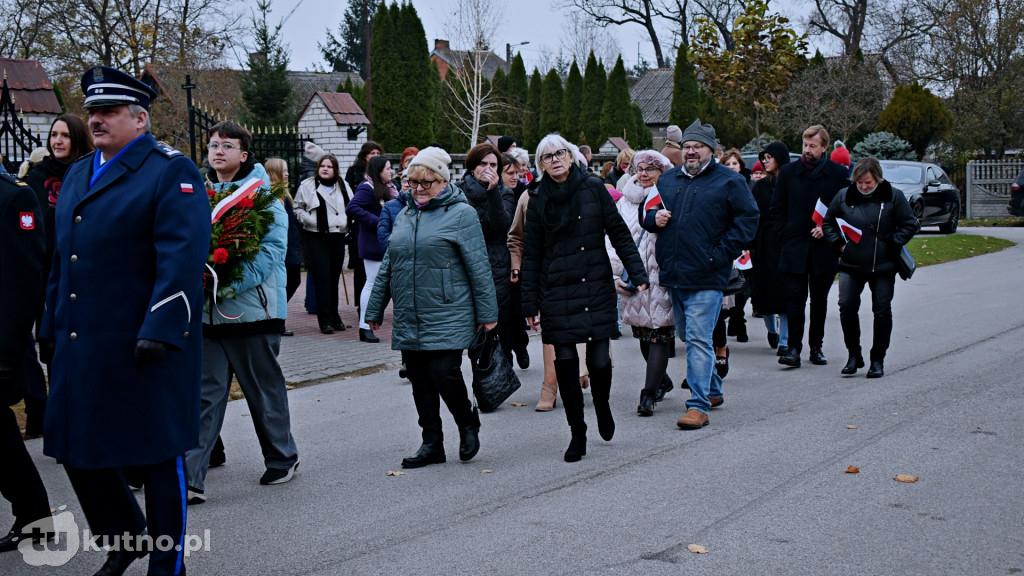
<box><xmin>0</xmin><ymin>183</ymin><xmax>44</xmax><ymax>366</ymax></box>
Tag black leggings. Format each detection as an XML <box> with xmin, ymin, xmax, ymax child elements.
<box><xmin>553</xmin><ymin>339</ymin><xmax>610</xmax><ymax>371</ymax></box>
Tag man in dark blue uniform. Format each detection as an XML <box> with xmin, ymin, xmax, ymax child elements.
<box><xmin>38</xmin><ymin>66</ymin><xmax>211</xmax><ymax>576</ymax></box>
<box><xmin>0</xmin><ymin>169</ymin><xmax>53</xmax><ymax>553</ymax></box>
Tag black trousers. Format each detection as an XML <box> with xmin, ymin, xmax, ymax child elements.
<box><xmin>303</xmin><ymin>231</ymin><xmax>346</xmax><ymax>329</ymax></box>
<box><xmin>838</xmin><ymin>270</ymin><xmax>896</xmax><ymax>362</ymax></box>
<box><xmin>783</xmin><ymin>271</ymin><xmax>834</xmax><ymax>352</ymax></box>
<box><xmin>285</xmin><ymin>264</ymin><xmax>302</xmax><ymax>302</ymax></box>
<box><xmin>402</xmin><ymin>350</ymin><xmax>475</xmax><ymax>444</ymax></box>
<box><xmin>65</xmin><ymin>456</ymin><xmax>187</xmax><ymax>575</ymax></box>
<box><xmin>0</xmin><ymin>406</ymin><xmax>50</xmax><ymax>530</ymax></box>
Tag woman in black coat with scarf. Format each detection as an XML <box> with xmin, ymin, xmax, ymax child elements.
<box><xmin>823</xmin><ymin>157</ymin><xmax>918</xmax><ymax>378</ymax></box>
<box><xmin>456</xmin><ymin>143</ymin><xmax>516</xmax><ymax>371</ymax></box>
<box><xmin>750</xmin><ymin>141</ymin><xmax>792</xmax><ymax>356</ymax></box>
<box><xmin>521</xmin><ymin>134</ymin><xmax>648</xmax><ymax>463</ymax></box>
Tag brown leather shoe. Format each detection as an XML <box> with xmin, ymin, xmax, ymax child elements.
<box><xmin>677</xmin><ymin>409</ymin><xmax>709</xmax><ymax>429</ymax></box>
<box><xmin>709</xmin><ymin>396</ymin><xmax>724</xmax><ymax>409</ymax></box>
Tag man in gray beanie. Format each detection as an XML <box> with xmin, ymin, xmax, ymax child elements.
<box><xmin>641</xmin><ymin>118</ymin><xmax>759</xmax><ymax>430</ymax></box>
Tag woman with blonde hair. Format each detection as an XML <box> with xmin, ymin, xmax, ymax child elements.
<box><xmin>265</xmin><ymin>158</ymin><xmax>303</xmax><ymax>336</ymax></box>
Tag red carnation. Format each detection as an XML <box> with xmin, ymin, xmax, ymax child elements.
<box><xmin>207</xmin><ymin>189</ymin><xmax>216</xmax><ymax>198</ymax></box>
<box><xmin>213</xmin><ymin>248</ymin><xmax>229</xmax><ymax>264</ymax></box>
<box><xmin>238</xmin><ymin>196</ymin><xmax>255</xmax><ymax>208</ymax></box>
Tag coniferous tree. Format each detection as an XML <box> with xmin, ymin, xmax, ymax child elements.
<box><xmin>371</xmin><ymin>2</ymin><xmax>434</xmax><ymax>150</ymax></box>
<box><xmin>539</xmin><ymin>68</ymin><xmax>564</xmax><ymax>137</ymax></box>
<box><xmin>670</xmin><ymin>43</ymin><xmax>700</xmax><ymax>128</ymax></box>
<box><xmin>579</xmin><ymin>52</ymin><xmax>606</xmax><ymax>145</ymax></box>
<box><xmin>319</xmin><ymin>0</ymin><xmax>380</xmax><ymax>75</ymax></box>
<box><xmin>240</xmin><ymin>0</ymin><xmax>293</xmax><ymax>126</ymax></box>
<box><xmin>561</xmin><ymin>60</ymin><xmax>584</xmax><ymax>143</ymax></box>
<box><xmin>631</xmin><ymin>102</ymin><xmax>653</xmax><ymax>149</ymax></box>
<box><xmin>877</xmin><ymin>81</ymin><xmax>952</xmax><ymax>160</ymax></box>
<box><xmin>489</xmin><ymin>67</ymin><xmax>508</xmax><ymax>133</ymax></box>
<box><xmin>600</xmin><ymin>56</ymin><xmax>632</xmax><ymax>143</ymax></box>
<box><xmin>505</xmin><ymin>54</ymin><xmax>529</xmax><ymax>107</ymax></box>
<box><xmin>524</xmin><ymin>68</ymin><xmax>544</xmax><ymax>149</ymax></box>
<box><xmin>340</xmin><ymin>76</ymin><xmax>367</xmax><ymax>113</ymax></box>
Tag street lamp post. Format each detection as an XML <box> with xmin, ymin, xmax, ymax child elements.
<box><xmin>506</xmin><ymin>41</ymin><xmax>530</xmax><ymax>66</ymax></box>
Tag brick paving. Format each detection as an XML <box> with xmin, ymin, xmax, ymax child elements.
<box><xmin>278</xmin><ymin>269</ymin><xmax>403</xmax><ymax>385</ymax></box>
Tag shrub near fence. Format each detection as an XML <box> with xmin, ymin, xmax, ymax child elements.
<box><xmin>966</xmin><ymin>160</ymin><xmax>1024</xmax><ymax>218</ymax></box>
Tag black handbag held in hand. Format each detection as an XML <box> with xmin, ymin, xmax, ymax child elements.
<box><xmin>468</xmin><ymin>328</ymin><xmax>522</xmax><ymax>412</ymax></box>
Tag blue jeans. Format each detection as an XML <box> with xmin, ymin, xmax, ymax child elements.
<box><xmin>763</xmin><ymin>314</ymin><xmax>789</xmax><ymax>347</ymax></box>
<box><xmin>670</xmin><ymin>289</ymin><xmax>723</xmax><ymax>414</ymax></box>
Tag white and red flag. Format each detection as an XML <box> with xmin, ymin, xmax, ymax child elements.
<box><xmin>735</xmin><ymin>250</ymin><xmax>752</xmax><ymax>270</ymax></box>
<box><xmin>644</xmin><ymin>188</ymin><xmax>664</xmax><ymax>212</ymax></box>
<box><xmin>836</xmin><ymin>218</ymin><xmax>863</xmax><ymax>243</ymax></box>
<box><xmin>811</xmin><ymin>198</ymin><xmax>828</xmax><ymax>226</ymax></box>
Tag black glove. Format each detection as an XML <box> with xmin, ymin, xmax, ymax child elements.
<box><xmin>37</xmin><ymin>339</ymin><xmax>56</xmax><ymax>365</ymax></box>
<box><xmin>134</xmin><ymin>339</ymin><xmax>167</xmax><ymax>368</ymax></box>
<box><xmin>0</xmin><ymin>361</ymin><xmax>15</xmax><ymax>387</ymax></box>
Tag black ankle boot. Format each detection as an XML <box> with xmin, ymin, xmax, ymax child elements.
<box><xmin>652</xmin><ymin>375</ymin><xmax>673</xmax><ymax>402</ymax></box>
<box><xmin>458</xmin><ymin>408</ymin><xmax>481</xmax><ymax>462</ymax></box>
<box><xmin>94</xmin><ymin>548</ymin><xmax>149</xmax><ymax>576</ymax></box>
<box><xmin>564</xmin><ymin>433</ymin><xmax>587</xmax><ymax>462</ymax></box>
<box><xmin>841</xmin><ymin>354</ymin><xmax>865</xmax><ymax>375</ymax></box>
<box><xmin>401</xmin><ymin>442</ymin><xmax>445</xmax><ymax>468</ymax></box>
<box><xmin>866</xmin><ymin>360</ymin><xmax>884</xmax><ymax>378</ymax></box>
<box><xmin>637</xmin><ymin>389</ymin><xmax>655</xmax><ymax>416</ymax></box>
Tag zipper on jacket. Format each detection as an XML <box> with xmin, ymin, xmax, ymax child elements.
<box><xmin>872</xmin><ymin>202</ymin><xmax>884</xmax><ymax>272</ymax></box>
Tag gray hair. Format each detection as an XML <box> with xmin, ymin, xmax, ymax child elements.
<box><xmin>128</xmin><ymin>104</ymin><xmax>152</xmax><ymax>133</ymax></box>
<box><xmin>508</xmin><ymin>146</ymin><xmax>529</xmax><ymax>168</ymax></box>
<box><xmin>534</xmin><ymin>133</ymin><xmax>584</xmax><ymax>181</ymax></box>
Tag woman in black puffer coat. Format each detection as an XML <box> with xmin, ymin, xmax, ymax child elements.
<box><xmin>823</xmin><ymin>157</ymin><xmax>918</xmax><ymax>379</ymax></box>
<box><xmin>750</xmin><ymin>141</ymin><xmax>792</xmax><ymax>355</ymax></box>
<box><xmin>457</xmin><ymin>143</ymin><xmax>516</xmax><ymax>367</ymax></box>
<box><xmin>521</xmin><ymin>134</ymin><xmax>648</xmax><ymax>463</ymax></box>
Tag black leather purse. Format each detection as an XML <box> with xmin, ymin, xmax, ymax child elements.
<box><xmin>895</xmin><ymin>245</ymin><xmax>916</xmax><ymax>280</ymax></box>
<box><xmin>723</xmin><ymin>267</ymin><xmax>747</xmax><ymax>296</ymax></box>
<box><xmin>468</xmin><ymin>329</ymin><xmax>522</xmax><ymax>412</ymax></box>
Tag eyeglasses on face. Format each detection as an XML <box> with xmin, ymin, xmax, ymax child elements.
<box><xmin>407</xmin><ymin>179</ymin><xmax>438</xmax><ymax>189</ymax></box>
<box><xmin>682</xmin><ymin>144</ymin><xmax>707</xmax><ymax>152</ymax></box>
<box><xmin>540</xmin><ymin>148</ymin><xmax>569</xmax><ymax>164</ymax></box>
<box><xmin>636</xmin><ymin>166</ymin><xmax>661</xmax><ymax>174</ymax></box>
<box><xmin>208</xmin><ymin>142</ymin><xmax>240</xmax><ymax>151</ymax></box>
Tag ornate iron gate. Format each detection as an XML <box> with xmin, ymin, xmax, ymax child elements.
<box><xmin>0</xmin><ymin>74</ymin><xmax>42</xmax><ymax>174</ymax></box>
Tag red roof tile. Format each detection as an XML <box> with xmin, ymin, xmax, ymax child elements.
<box><xmin>0</xmin><ymin>58</ymin><xmax>61</xmax><ymax>114</ymax></box>
<box><xmin>302</xmin><ymin>92</ymin><xmax>369</xmax><ymax>125</ymax></box>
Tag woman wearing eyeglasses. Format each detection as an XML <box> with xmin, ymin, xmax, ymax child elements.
<box><xmin>366</xmin><ymin>147</ymin><xmax>498</xmax><ymax>469</ymax></box>
<box><xmin>606</xmin><ymin>150</ymin><xmax>676</xmax><ymax>417</ymax></box>
<box><xmin>294</xmin><ymin>153</ymin><xmax>353</xmax><ymax>334</ymax></box>
<box><xmin>521</xmin><ymin>134</ymin><xmax>649</xmax><ymax>462</ymax></box>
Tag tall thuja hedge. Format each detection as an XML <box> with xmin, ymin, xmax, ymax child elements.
<box><xmin>370</xmin><ymin>2</ymin><xmax>434</xmax><ymax>150</ymax></box>
<box><xmin>524</xmin><ymin>68</ymin><xmax>543</xmax><ymax>150</ymax></box>
<box><xmin>579</xmin><ymin>52</ymin><xmax>605</xmax><ymax>146</ymax></box>
<box><xmin>561</xmin><ymin>60</ymin><xmax>584</xmax><ymax>143</ymax></box>
<box><xmin>601</xmin><ymin>56</ymin><xmax>632</xmax><ymax>143</ymax></box>
<box><xmin>670</xmin><ymin>43</ymin><xmax>700</xmax><ymax>129</ymax></box>
<box><xmin>539</xmin><ymin>68</ymin><xmax>564</xmax><ymax>137</ymax></box>
<box><xmin>631</xmin><ymin>102</ymin><xmax>653</xmax><ymax>149</ymax></box>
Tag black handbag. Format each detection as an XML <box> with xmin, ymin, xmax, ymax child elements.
<box><xmin>723</xmin><ymin>266</ymin><xmax>747</xmax><ymax>296</ymax></box>
<box><xmin>468</xmin><ymin>328</ymin><xmax>522</xmax><ymax>412</ymax></box>
<box><xmin>895</xmin><ymin>245</ymin><xmax>916</xmax><ymax>280</ymax></box>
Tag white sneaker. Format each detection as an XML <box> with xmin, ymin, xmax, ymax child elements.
<box><xmin>187</xmin><ymin>489</ymin><xmax>206</xmax><ymax>505</ymax></box>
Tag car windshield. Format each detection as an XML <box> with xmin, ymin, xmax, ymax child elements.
<box><xmin>882</xmin><ymin>164</ymin><xmax>923</xmax><ymax>185</ymax></box>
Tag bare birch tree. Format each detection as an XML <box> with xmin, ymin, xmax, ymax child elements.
<box><xmin>443</xmin><ymin>0</ymin><xmax>506</xmax><ymax>147</ymax></box>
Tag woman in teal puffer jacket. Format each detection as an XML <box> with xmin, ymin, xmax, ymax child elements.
<box><xmin>366</xmin><ymin>147</ymin><xmax>498</xmax><ymax>469</ymax></box>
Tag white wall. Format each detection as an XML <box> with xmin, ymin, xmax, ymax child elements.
<box><xmin>297</xmin><ymin>97</ymin><xmax>367</xmax><ymax>171</ymax></box>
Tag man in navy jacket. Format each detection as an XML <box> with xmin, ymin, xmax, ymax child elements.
<box><xmin>642</xmin><ymin>119</ymin><xmax>759</xmax><ymax>430</ymax></box>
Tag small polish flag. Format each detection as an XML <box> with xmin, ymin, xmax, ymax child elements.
<box><xmin>181</xmin><ymin>183</ymin><xmax>194</xmax><ymax>194</ymax></box>
<box><xmin>20</xmin><ymin>212</ymin><xmax>35</xmax><ymax>230</ymax></box>
<box><xmin>836</xmin><ymin>218</ymin><xmax>863</xmax><ymax>243</ymax></box>
<box><xmin>643</xmin><ymin>188</ymin><xmax>664</xmax><ymax>212</ymax></box>
<box><xmin>811</xmin><ymin>198</ymin><xmax>828</xmax><ymax>226</ymax></box>
<box><xmin>735</xmin><ymin>250</ymin><xmax>752</xmax><ymax>270</ymax></box>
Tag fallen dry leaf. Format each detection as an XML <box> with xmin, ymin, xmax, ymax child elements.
<box><xmin>510</xmin><ymin>402</ymin><xmax>527</xmax><ymax>407</ymax></box>
<box><xmin>846</xmin><ymin>466</ymin><xmax>860</xmax><ymax>474</ymax></box>
<box><xmin>285</xmin><ymin>385</ymin><xmax>295</xmax><ymax>390</ymax></box>
<box><xmin>481</xmin><ymin>469</ymin><xmax>494</xmax><ymax>474</ymax></box>
<box><xmin>894</xmin><ymin>474</ymin><xmax>919</xmax><ymax>483</ymax></box>
<box><xmin>847</xmin><ymin>425</ymin><xmax>858</xmax><ymax>429</ymax></box>
<box><xmin>687</xmin><ymin>544</ymin><xmax>708</xmax><ymax>554</ymax></box>
<box><xmin>386</xmin><ymin>470</ymin><xmax>405</xmax><ymax>476</ymax></box>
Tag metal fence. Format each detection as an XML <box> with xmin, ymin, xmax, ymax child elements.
<box><xmin>0</xmin><ymin>76</ymin><xmax>42</xmax><ymax>174</ymax></box>
<box><xmin>966</xmin><ymin>160</ymin><xmax>1024</xmax><ymax>219</ymax></box>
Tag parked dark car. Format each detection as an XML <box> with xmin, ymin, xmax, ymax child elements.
<box><xmin>1008</xmin><ymin>168</ymin><xmax>1024</xmax><ymax>217</ymax></box>
<box><xmin>879</xmin><ymin>160</ymin><xmax>960</xmax><ymax>234</ymax></box>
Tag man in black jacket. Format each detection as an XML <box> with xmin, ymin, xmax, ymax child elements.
<box><xmin>770</xmin><ymin>125</ymin><xmax>850</xmax><ymax>368</ymax></box>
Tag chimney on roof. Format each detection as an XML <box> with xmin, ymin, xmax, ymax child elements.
<box><xmin>434</xmin><ymin>39</ymin><xmax>450</xmax><ymax>51</ymax></box>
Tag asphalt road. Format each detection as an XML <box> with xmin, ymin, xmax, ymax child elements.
<box><xmin>4</xmin><ymin>227</ymin><xmax>1023</xmax><ymax>575</ymax></box>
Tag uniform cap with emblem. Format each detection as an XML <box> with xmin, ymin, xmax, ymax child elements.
<box><xmin>81</xmin><ymin>66</ymin><xmax>158</xmax><ymax>110</ymax></box>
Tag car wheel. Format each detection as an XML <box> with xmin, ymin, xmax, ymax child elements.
<box><xmin>939</xmin><ymin>202</ymin><xmax>960</xmax><ymax>234</ymax></box>
<box><xmin>913</xmin><ymin>201</ymin><xmax>925</xmax><ymax>225</ymax></box>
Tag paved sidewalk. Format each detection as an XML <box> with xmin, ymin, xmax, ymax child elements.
<box><xmin>278</xmin><ymin>269</ymin><xmax>403</xmax><ymax>384</ymax></box>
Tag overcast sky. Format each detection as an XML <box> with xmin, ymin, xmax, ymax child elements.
<box><xmin>260</xmin><ymin>0</ymin><xmax>815</xmax><ymax>73</ymax></box>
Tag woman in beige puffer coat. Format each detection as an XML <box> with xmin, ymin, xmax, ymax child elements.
<box><xmin>606</xmin><ymin>150</ymin><xmax>676</xmax><ymax>416</ymax></box>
